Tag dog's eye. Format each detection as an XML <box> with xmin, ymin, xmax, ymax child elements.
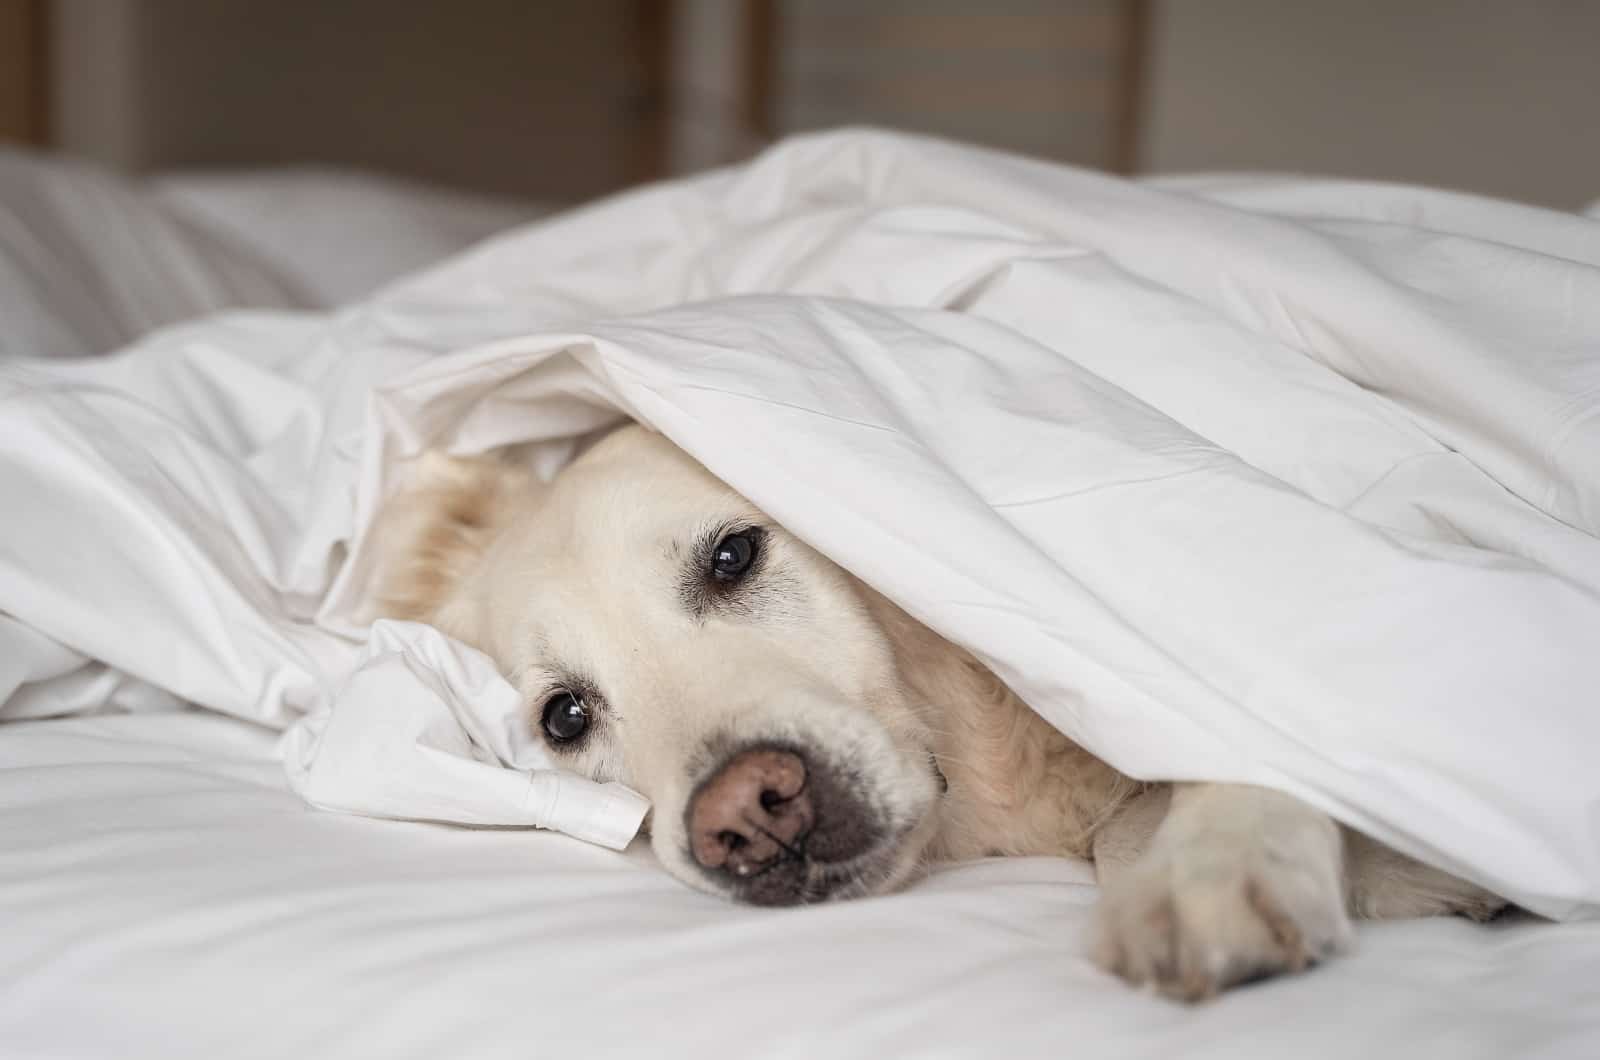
<box><xmin>541</xmin><ymin>691</ymin><xmax>589</xmax><ymax>743</ymax></box>
<box><xmin>710</xmin><ymin>531</ymin><xmax>758</xmax><ymax>582</ymax></box>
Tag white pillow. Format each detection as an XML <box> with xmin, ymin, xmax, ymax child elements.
<box><xmin>0</xmin><ymin>151</ymin><xmax>546</xmax><ymax>360</ymax></box>
<box><xmin>154</xmin><ymin>168</ymin><xmax>545</xmax><ymax>306</ymax></box>
<box><xmin>0</xmin><ymin>149</ymin><xmax>306</xmax><ymax>359</ymax></box>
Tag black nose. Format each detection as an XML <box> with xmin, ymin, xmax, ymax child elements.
<box><xmin>684</xmin><ymin>744</ymin><xmax>881</xmax><ymax>905</ymax></box>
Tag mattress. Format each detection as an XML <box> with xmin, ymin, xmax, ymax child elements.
<box><xmin>1</xmin><ymin>711</ymin><xmax>1596</xmax><ymax>1059</ymax></box>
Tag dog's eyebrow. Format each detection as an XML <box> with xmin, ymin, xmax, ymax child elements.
<box><xmin>509</xmin><ymin>658</ymin><xmax>603</xmax><ymax>708</ymax></box>
<box><xmin>564</xmin><ymin>673</ymin><xmax>609</xmax><ymax>716</ymax></box>
<box><xmin>677</xmin><ymin>520</ymin><xmax>767</xmax><ymax>621</ymax></box>
<box><xmin>512</xmin><ymin>663</ymin><xmax>618</xmax><ymax>744</ymax></box>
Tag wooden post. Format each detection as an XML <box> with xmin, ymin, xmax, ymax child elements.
<box><xmin>0</xmin><ymin>0</ymin><xmax>49</xmax><ymax>146</ymax></box>
<box><xmin>1112</xmin><ymin>0</ymin><xmax>1149</xmax><ymax>174</ymax></box>
<box><xmin>629</xmin><ymin>0</ymin><xmax>676</xmax><ymax>185</ymax></box>
<box><xmin>740</xmin><ymin>0</ymin><xmax>776</xmax><ymax>146</ymax></box>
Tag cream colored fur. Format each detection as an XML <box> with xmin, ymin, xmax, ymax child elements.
<box><xmin>370</xmin><ymin>424</ymin><xmax>1503</xmax><ymax>1001</ymax></box>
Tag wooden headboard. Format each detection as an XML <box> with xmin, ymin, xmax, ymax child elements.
<box><xmin>0</xmin><ymin>0</ymin><xmax>47</xmax><ymax>146</ymax></box>
<box><xmin>3</xmin><ymin>0</ymin><xmax>1149</xmax><ymax>202</ymax></box>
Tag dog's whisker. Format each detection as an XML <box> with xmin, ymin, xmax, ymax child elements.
<box><xmin>742</xmin><ymin>813</ymin><xmax>806</xmax><ymax>862</ymax></box>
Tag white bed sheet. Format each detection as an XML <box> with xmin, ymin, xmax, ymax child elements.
<box><xmin>1</xmin><ymin>711</ymin><xmax>1596</xmax><ymax>1060</ymax></box>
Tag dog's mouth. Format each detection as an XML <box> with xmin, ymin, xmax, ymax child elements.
<box><xmin>678</xmin><ymin>740</ymin><xmax>940</xmax><ymax>907</ymax></box>
<box><xmin>723</xmin><ymin>830</ymin><xmax>917</xmax><ymax>906</ymax></box>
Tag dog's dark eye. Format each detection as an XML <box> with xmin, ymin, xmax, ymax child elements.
<box><xmin>541</xmin><ymin>692</ymin><xmax>589</xmax><ymax>743</ymax></box>
<box><xmin>710</xmin><ymin>531</ymin><xmax>758</xmax><ymax>582</ymax></box>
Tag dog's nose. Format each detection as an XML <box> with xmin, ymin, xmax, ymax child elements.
<box><xmin>688</xmin><ymin>747</ymin><xmax>814</xmax><ymax>877</ymax></box>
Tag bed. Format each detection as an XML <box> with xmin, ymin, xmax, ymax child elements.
<box><xmin>3</xmin><ymin>711</ymin><xmax>1597</xmax><ymax>1060</ymax></box>
<box><xmin>3</xmin><ymin>134</ymin><xmax>1599</xmax><ymax>1058</ymax></box>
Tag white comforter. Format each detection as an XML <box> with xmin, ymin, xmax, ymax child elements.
<box><xmin>2</xmin><ymin>130</ymin><xmax>1598</xmax><ymax>926</ymax></box>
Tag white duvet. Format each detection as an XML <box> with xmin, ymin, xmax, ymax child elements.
<box><xmin>2</xmin><ymin>130</ymin><xmax>1598</xmax><ymax>922</ymax></box>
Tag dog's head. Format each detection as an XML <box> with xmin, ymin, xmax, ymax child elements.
<box><xmin>372</xmin><ymin>425</ymin><xmax>945</xmax><ymax>904</ymax></box>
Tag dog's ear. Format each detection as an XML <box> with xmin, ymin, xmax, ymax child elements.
<box><xmin>370</xmin><ymin>450</ymin><xmax>534</xmax><ymax>623</ymax></box>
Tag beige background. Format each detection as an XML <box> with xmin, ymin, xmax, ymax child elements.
<box><xmin>1140</xmin><ymin>0</ymin><xmax>1600</xmax><ymax>209</ymax></box>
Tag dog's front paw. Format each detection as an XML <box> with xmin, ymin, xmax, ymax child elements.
<box><xmin>1091</xmin><ymin>808</ymin><xmax>1353</xmax><ymax>1001</ymax></box>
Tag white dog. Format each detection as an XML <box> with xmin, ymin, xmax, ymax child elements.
<box><xmin>372</xmin><ymin>424</ymin><xmax>1504</xmax><ymax>1001</ymax></box>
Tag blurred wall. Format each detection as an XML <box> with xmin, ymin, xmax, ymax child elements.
<box><xmin>45</xmin><ymin>0</ymin><xmax>1144</xmax><ymax>195</ymax></box>
<box><xmin>666</xmin><ymin>0</ymin><xmax>753</xmax><ymax>174</ymax></box>
<box><xmin>1140</xmin><ymin>0</ymin><xmax>1600</xmax><ymax>209</ymax></box>
<box><xmin>50</xmin><ymin>0</ymin><xmax>658</xmax><ymax>202</ymax></box>
<box><xmin>666</xmin><ymin>0</ymin><xmax>1145</xmax><ymax>177</ymax></box>
<box><xmin>34</xmin><ymin>0</ymin><xmax>1600</xmax><ymax>210</ymax></box>
<box><xmin>773</xmin><ymin>0</ymin><xmax>1139</xmax><ymax>172</ymax></box>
